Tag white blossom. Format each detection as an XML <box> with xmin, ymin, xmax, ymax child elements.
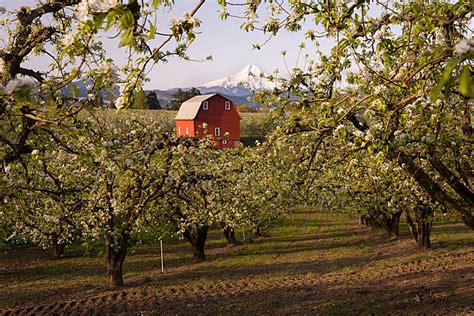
<box><xmin>74</xmin><ymin>0</ymin><xmax>118</xmax><ymax>21</ymax></box>
<box><xmin>335</xmin><ymin>124</ymin><xmax>345</xmax><ymax>133</ymax></box>
<box><xmin>114</xmin><ymin>96</ymin><xmax>126</xmax><ymax>109</ymax></box>
<box><xmin>374</xmin><ymin>85</ymin><xmax>384</xmax><ymax>94</ymax></box>
<box><xmin>61</xmin><ymin>32</ymin><xmax>75</xmax><ymax>46</ymax></box>
<box><xmin>182</xmin><ymin>13</ymin><xmax>201</xmax><ymax>28</ymax></box>
<box><xmin>454</xmin><ymin>39</ymin><xmax>473</xmax><ymax>56</ymax></box>
<box><xmin>373</xmin><ymin>25</ymin><xmax>389</xmax><ymax>41</ymax></box>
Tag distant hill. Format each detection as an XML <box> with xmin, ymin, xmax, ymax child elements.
<box><xmin>150</xmin><ymin>89</ymin><xmax>258</xmax><ymax>108</ymax></box>
<box><xmin>62</xmin><ymin>80</ymin><xmax>119</xmax><ymax>100</ymax></box>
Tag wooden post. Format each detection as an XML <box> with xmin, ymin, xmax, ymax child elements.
<box><xmin>160</xmin><ymin>239</ymin><xmax>164</xmax><ymax>273</ymax></box>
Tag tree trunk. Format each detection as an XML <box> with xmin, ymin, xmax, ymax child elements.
<box><xmin>221</xmin><ymin>223</ymin><xmax>237</xmax><ymax>246</ymax></box>
<box><xmin>415</xmin><ymin>204</ymin><xmax>433</xmax><ymax>250</ymax></box>
<box><xmin>252</xmin><ymin>223</ymin><xmax>262</xmax><ymax>237</ymax></box>
<box><xmin>105</xmin><ymin>234</ymin><xmax>128</xmax><ymax>287</ymax></box>
<box><xmin>392</xmin><ymin>150</ymin><xmax>474</xmax><ymax>229</ymax></box>
<box><xmin>406</xmin><ymin>213</ymin><xmax>419</xmax><ymax>242</ymax></box>
<box><xmin>429</xmin><ymin>158</ymin><xmax>474</xmax><ymax>205</ymax></box>
<box><xmin>417</xmin><ymin>221</ymin><xmax>432</xmax><ymax>249</ymax></box>
<box><xmin>366</xmin><ymin>214</ymin><xmax>382</xmax><ymax>230</ymax></box>
<box><xmin>183</xmin><ymin>225</ymin><xmax>208</xmax><ymax>260</ymax></box>
<box><xmin>384</xmin><ymin>210</ymin><xmax>401</xmax><ymax>239</ymax></box>
<box><xmin>52</xmin><ymin>239</ymin><xmax>65</xmax><ymax>258</ymax></box>
<box><xmin>384</xmin><ymin>216</ymin><xmax>400</xmax><ymax>239</ymax></box>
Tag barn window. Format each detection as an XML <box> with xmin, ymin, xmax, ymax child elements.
<box><xmin>177</xmin><ymin>127</ymin><xmax>181</xmax><ymax>135</ymax></box>
<box><xmin>222</xmin><ymin>139</ymin><xmax>227</xmax><ymax>145</ymax></box>
<box><xmin>225</xmin><ymin>101</ymin><xmax>231</xmax><ymax>110</ymax></box>
<box><xmin>215</xmin><ymin>127</ymin><xmax>220</xmax><ymax>136</ymax></box>
<box><xmin>185</xmin><ymin>127</ymin><xmax>189</xmax><ymax>135</ymax></box>
<box><xmin>203</xmin><ymin>101</ymin><xmax>208</xmax><ymax>110</ymax></box>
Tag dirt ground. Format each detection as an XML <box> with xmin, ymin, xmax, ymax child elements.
<box><xmin>0</xmin><ymin>210</ymin><xmax>473</xmax><ymax>315</ymax></box>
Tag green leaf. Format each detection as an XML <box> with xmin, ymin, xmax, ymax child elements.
<box><xmin>187</xmin><ymin>31</ymin><xmax>195</xmax><ymax>43</ymax></box>
<box><xmin>93</xmin><ymin>13</ymin><xmax>106</xmax><ymax>28</ymax></box>
<box><xmin>105</xmin><ymin>10</ymin><xmax>118</xmax><ymax>30</ymax></box>
<box><xmin>71</xmin><ymin>84</ymin><xmax>79</xmax><ymax>98</ymax></box>
<box><xmin>148</xmin><ymin>22</ymin><xmax>156</xmax><ymax>40</ymax></box>
<box><xmin>59</xmin><ymin>49</ymin><xmax>67</xmax><ymax>63</ymax></box>
<box><xmin>459</xmin><ymin>65</ymin><xmax>474</xmax><ymax>98</ymax></box>
<box><xmin>430</xmin><ymin>58</ymin><xmax>459</xmax><ymax>102</ymax></box>
<box><xmin>119</xmin><ymin>28</ymin><xmax>134</xmax><ymax>47</ymax></box>
<box><xmin>120</xmin><ymin>10</ymin><xmax>135</xmax><ymax>29</ymax></box>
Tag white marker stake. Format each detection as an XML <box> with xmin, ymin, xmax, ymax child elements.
<box><xmin>160</xmin><ymin>239</ymin><xmax>164</xmax><ymax>273</ymax></box>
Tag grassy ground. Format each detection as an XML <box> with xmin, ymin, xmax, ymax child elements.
<box><xmin>0</xmin><ymin>209</ymin><xmax>473</xmax><ymax>315</ymax></box>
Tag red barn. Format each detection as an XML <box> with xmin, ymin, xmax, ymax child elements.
<box><xmin>175</xmin><ymin>93</ymin><xmax>241</xmax><ymax>149</ymax></box>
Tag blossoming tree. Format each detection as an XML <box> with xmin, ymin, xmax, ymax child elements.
<box><xmin>1</xmin><ymin>0</ymin><xmax>205</xmax><ymax>166</ymax></box>
<box><xmin>221</xmin><ymin>0</ymin><xmax>473</xmax><ymax>237</ymax></box>
<box><xmin>3</xmin><ymin>121</ymin><xmax>95</xmax><ymax>257</ymax></box>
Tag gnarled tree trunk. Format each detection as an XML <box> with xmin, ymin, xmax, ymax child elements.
<box><xmin>105</xmin><ymin>234</ymin><xmax>129</xmax><ymax>286</ymax></box>
<box><xmin>392</xmin><ymin>150</ymin><xmax>473</xmax><ymax>229</ymax></box>
<box><xmin>415</xmin><ymin>204</ymin><xmax>433</xmax><ymax>249</ymax></box>
<box><xmin>183</xmin><ymin>225</ymin><xmax>208</xmax><ymax>260</ymax></box>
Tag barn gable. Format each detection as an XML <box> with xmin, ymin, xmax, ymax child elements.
<box><xmin>175</xmin><ymin>93</ymin><xmax>218</xmax><ymax>120</ymax></box>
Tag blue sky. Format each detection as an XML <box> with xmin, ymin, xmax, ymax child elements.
<box><xmin>148</xmin><ymin>0</ymin><xmax>330</xmax><ymax>90</ymax></box>
<box><xmin>0</xmin><ymin>0</ymin><xmax>335</xmax><ymax>90</ymax></box>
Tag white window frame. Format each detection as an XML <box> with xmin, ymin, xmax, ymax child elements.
<box><xmin>202</xmin><ymin>101</ymin><xmax>208</xmax><ymax>110</ymax></box>
<box><xmin>185</xmin><ymin>127</ymin><xmax>189</xmax><ymax>135</ymax></box>
<box><xmin>222</xmin><ymin>139</ymin><xmax>227</xmax><ymax>145</ymax></box>
<box><xmin>177</xmin><ymin>127</ymin><xmax>181</xmax><ymax>135</ymax></box>
<box><xmin>225</xmin><ymin>101</ymin><xmax>231</xmax><ymax>110</ymax></box>
<box><xmin>215</xmin><ymin>127</ymin><xmax>220</xmax><ymax>136</ymax></box>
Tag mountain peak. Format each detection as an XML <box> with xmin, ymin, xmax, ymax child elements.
<box><xmin>198</xmin><ymin>64</ymin><xmax>276</xmax><ymax>95</ymax></box>
<box><xmin>241</xmin><ymin>64</ymin><xmax>262</xmax><ymax>73</ymax></box>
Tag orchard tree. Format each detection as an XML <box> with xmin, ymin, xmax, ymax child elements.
<box><xmin>155</xmin><ymin>136</ymin><xmax>229</xmax><ymax>259</ymax></box>
<box><xmin>3</xmin><ymin>133</ymin><xmax>94</xmax><ymax>257</ymax></box>
<box><xmin>317</xmin><ymin>145</ymin><xmax>437</xmax><ymax>248</ymax></box>
<box><xmin>231</xmin><ymin>142</ymin><xmax>301</xmax><ymax>238</ymax></box>
<box><xmin>221</xmin><ymin>0</ymin><xmax>473</xmax><ymax>229</ymax></box>
<box><xmin>0</xmin><ymin>0</ymin><xmax>208</xmax><ymax>284</ymax></box>
<box><xmin>80</xmin><ymin>116</ymin><xmax>187</xmax><ymax>286</ymax></box>
<box><xmin>1</xmin><ymin>0</ymin><xmax>206</xmax><ymax>165</ymax></box>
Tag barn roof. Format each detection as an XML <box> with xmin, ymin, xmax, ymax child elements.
<box><xmin>175</xmin><ymin>93</ymin><xmax>222</xmax><ymax>120</ymax></box>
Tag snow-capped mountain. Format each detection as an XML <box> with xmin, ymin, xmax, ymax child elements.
<box><xmin>150</xmin><ymin>64</ymin><xmax>276</xmax><ymax>107</ymax></box>
<box><xmin>196</xmin><ymin>64</ymin><xmax>276</xmax><ymax>96</ymax></box>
